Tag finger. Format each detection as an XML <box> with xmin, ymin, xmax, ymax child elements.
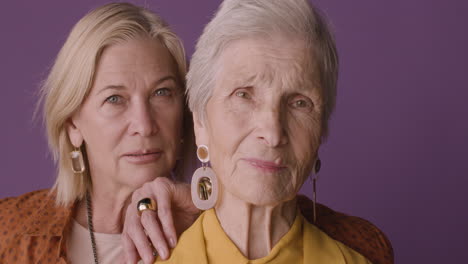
<box><xmin>127</xmin><ymin>187</ymin><xmax>161</xmax><ymax>262</ymax></box>
<box><xmin>140</xmin><ymin>209</ymin><xmax>170</xmax><ymax>260</ymax></box>
<box><xmin>122</xmin><ymin>231</ymin><xmax>139</xmax><ymax>264</ymax></box>
<box><xmin>150</xmin><ymin>179</ymin><xmax>178</xmax><ymax>248</ymax></box>
<box><xmin>123</xmin><ymin>190</ymin><xmax>147</xmax><ymax>263</ymax></box>
<box><xmin>128</xmin><ymin>216</ymin><xmax>155</xmax><ymax>264</ymax></box>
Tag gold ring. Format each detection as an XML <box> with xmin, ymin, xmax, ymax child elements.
<box><xmin>137</xmin><ymin>198</ymin><xmax>157</xmax><ymax>216</ymax></box>
<box><xmin>149</xmin><ymin>243</ymin><xmax>158</xmax><ymax>257</ymax></box>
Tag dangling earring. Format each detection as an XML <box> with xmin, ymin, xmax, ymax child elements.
<box><xmin>191</xmin><ymin>145</ymin><xmax>218</xmax><ymax>210</ymax></box>
<box><xmin>312</xmin><ymin>158</ymin><xmax>321</xmax><ymax>224</ymax></box>
<box><xmin>70</xmin><ymin>146</ymin><xmax>85</xmax><ymax>174</ymax></box>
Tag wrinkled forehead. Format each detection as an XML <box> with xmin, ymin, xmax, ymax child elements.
<box><xmin>214</xmin><ymin>35</ymin><xmax>319</xmax><ymax>92</ymax></box>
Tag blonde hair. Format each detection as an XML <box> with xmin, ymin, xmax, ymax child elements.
<box><xmin>39</xmin><ymin>3</ymin><xmax>190</xmax><ymax>206</ymax></box>
<box><xmin>187</xmin><ymin>0</ymin><xmax>338</xmax><ymax>138</ymax></box>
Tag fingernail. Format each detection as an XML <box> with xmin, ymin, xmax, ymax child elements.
<box><xmin>159</xmin><ymin>247</ymin><xmax>168</xmax><ymax>260</ymax></box>
<box><xmin>170</xmin><ymin>238</ymin><xmax>176</xmax><ymax>248</ymax></box>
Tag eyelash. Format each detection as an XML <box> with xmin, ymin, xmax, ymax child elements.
<box><xmin>235</xmin><ymin>89</ymin><xmax>252</xmax><ymax>99</ymax></box>
<box><xmin>153</xmin><ymin>87</ymin><xmax>173</xmax><ymax>97</ymax></box>
<box><xmin>104</xmin><ymin>87</ymin><xmax>174</xmax><ymax>104</ymax></box>
<box><xmin>105</xmin><ymin>95</ymin><xmax>123</xmax><ymax>104</ymax></box>
<box><xmin>232</xmin><ymin>88</ymin><xmax>313</xmax><ymax>112</ymax></box>
<box><xmin>289</xmin><ymin>97</ymin><xmax>314</xmax><ymax>111</ymax></box>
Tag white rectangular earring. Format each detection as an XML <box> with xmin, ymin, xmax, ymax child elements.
<box><xmin>70</xmin><ymin>147</ymin><xmax>86</xmax><ymax>174</ymax></box>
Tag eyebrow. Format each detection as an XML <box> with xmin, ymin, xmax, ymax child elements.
<box><xmin>230</xmin><ymin>74</ymin><xmax>260</xmax><ymax>88</ymax></box>
<box><xmin>96</xmin><ymin>75</ymin><xmax>178</xmax><ymax>95</ymax></box>
<box><xmin>231</xmin><ymin>74</ymin><xmax>319</xmax><ymax>99</ymax></box>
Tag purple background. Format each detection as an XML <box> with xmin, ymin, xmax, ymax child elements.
<box><xmin>1</xmin><ymin>0</ymin><xmax>467</xmax><ymax>263</ymax></box>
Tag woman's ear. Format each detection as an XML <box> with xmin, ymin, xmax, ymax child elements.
<box><xmin>193</xmin><ymin>111</ymin><xmax>209</xmax><ymax>148</ymax></box>
<box><xmin>66</xmin><ymin>118</ymin><xmax>83</xmax><ymax>148</ymax></box>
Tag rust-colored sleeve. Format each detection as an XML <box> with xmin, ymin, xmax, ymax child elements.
<box><xmin>0</xmin><ymin>190</ymin><xmax>69</xmax><ymax>263</ymax></box>
<box><xmin>297</xmin><ymin>195</ymin><xmax>394</xmax><ymax>264</ymax></box>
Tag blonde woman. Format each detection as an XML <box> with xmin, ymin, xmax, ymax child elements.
<box><xmin>0</xmin><ymin>3</ymin><xmax>197</xmax><ymax>263</ymax></box>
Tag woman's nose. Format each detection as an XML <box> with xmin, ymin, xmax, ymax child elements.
<box><xmin>128</xmin><ymin>101</ymin><xmax>159</xmax><ymax>137</ymax></box>
<box><xmin>256</xmin><ymin>109</ymin><xmax>288</xmax><ymax>147</ymax></box>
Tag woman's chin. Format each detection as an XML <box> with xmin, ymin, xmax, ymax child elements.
<box><xmin>118</xmin><ymin>166</ymin><xmax>170</xmax><ymax>189</ymax></box>
<box><xmin>220</xmin><ymin>171</ymin><xmax>297</xmax><ymax>206</ymax></box>
<box><xmin>229</xmin><ymin>186</ymin><xmax>296</xmax><ymax>207</ymax></box>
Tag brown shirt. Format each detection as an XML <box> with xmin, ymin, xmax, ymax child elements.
<box><xmin>0</xmin><ymin>189</ymin><xmax>393</xmax><ymax>264</ymax></box>
<box><xmin>298</xmin><ymin>195</ymin><xmax>394</xmax><ymax>264</ymax></box>
<box><xmin>0</xmin><ymin>190</ymin><xmax>71</xmax><ymax>263</ymax></box>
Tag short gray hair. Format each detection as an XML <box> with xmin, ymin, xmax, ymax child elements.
<box><xmin>187</xmin><ymin>0</ymin><xmax>338</xmax><ymax>137</ymax></box>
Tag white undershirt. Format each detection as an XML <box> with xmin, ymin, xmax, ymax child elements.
<box><xmin>67</xmin><ymin>219</ymin><xmax>123</xmax><ymax>264</ymax></box>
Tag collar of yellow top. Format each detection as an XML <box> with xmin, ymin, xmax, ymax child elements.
<box><xmin>157</xmin><ymin>208</ymin><xmax>370</xmax><ymax>264</ymax></box>
<box><xmin>203</xmin><ymin>208</ymin><xmax>303</xmax><ymax>264</ymax></box>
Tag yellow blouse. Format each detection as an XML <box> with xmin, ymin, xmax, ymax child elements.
<box><xmin>157</xmin><ymin>209</ymin><xmax>372</xmax><ymax>264</ymax></box>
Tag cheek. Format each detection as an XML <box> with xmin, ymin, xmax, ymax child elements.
<box><xmin>157</xmin><ymin>103</ymin><xmax>183</xmax><ymax>132</ymax></box>
<box><xmin>153</xmin><ymin>102</ymin><xmax>184</xmax><ymax>156</ymax></box>
<box><xmin>77</xmin><ymin>117</ymin><xmax>125</xmax><ymax>173</ymax></box>
<box><xmin>288</xmin><ymin>114</ymin><xmax>321</xmax><ymax>178</ymax></box>
<box><xmin>154</xmin><ymin>103</ymin><xmax>183</xmax><ymax>165</ymax></box>
<box><xmin>211</xmin><ymin>99</ymin><xmax>252</xmax><ymax>137</ymax></box>
<box><xmin>100</xmin><ymin>104</ymin><xmax>126</xmax><ymax>118</ymax></box>
<box><xmin>77</xmin><ymin>97</ymin><xmax>127</xmax><ymax>141</ymax></box>
<box><xmin>290</xmin><ymin>111</ymin><xmax>321</xmax><ymax>150</ymax></box>
<box><xmin>210</xmin><ymin>96</ymin><xmax>254</xmax><ymax>130</ymax></box>
<box><xmin>205</xmin><ymin>100</ymin><xmax>253</xmax><ymax>182</ymax></box>
<box><xmin>79</xmin><ymin>109</ymin><xmax>125</xmax><ymax>148</ymax></box>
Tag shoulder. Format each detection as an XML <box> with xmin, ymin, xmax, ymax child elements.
<box><xmin>0</xmin><ymin>189</ymin><xmax>71</xmax><ymax>238</ymax></box>
<box><xmin>0</xmin><ymin>189</ymin><xmax>51</xmax><ymax>210</ymax></box>
<box><xmin>0</xmin><ymin>190</ymin><xmax>51</xmax><ymax>252</ymax></box>
<box><xmin>0</xmin><ymin>189</ymin><xmax>72</xmax><ymax>262</ymax></box>
<box><xmin>297</xmin><ymin>195</ymin><xmax>394</xmax><ymax>264</ymax></box>
<box><xmin>0</xmin><ymin>189</ymin><xmax>51</xmax><ymax>230</ymax></box>
<box><xmin>302</xmin><ymin>216</ymin><xmax>372</xmax><ymax>264</ymax></box>
<box><xmin>0</xmin><ymin>190</ymin><xmax>73</xmax><ymax>263</ymax></box>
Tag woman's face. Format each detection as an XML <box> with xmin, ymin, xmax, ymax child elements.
<box><xmin>68</xmin><ymin>37</ymin><xmax>183</xmax><ymax>191</ymax></box>
<box><xmin>195</xmin><ymin>36</ymin><xmax>323</xmax><ymax>206</ymax></box>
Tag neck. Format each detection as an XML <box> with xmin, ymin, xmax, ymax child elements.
<box><xmin>214</xmin><ymin>190</ymin><xmax>297</xmax><ymax>259</ymax></box>
<box><xmin>74</xmin><ymin>178</ymin><xmax>134</xmax><ymax>234</ymax></box>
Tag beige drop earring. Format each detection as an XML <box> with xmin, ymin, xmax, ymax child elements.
<box><xmin>191</xmin><ymin>145</ymin><xmax>219</xmax><ymax>210</ymax></box>
<box><xmin>70</xmin><ymin>146</ymin><xmax>85</xmax><ymax>174</ymax></box>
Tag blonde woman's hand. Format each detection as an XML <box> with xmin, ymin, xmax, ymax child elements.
<box><xmin>122</xmin><ymin>177</ymin><xmax>200</xmax><ymax>264</ymax></box>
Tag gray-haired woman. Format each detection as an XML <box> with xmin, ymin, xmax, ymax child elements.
<box><xmin>152</xmin><ymin>0</ymin><xmax>391</xmax><ymax>263</ymax></box>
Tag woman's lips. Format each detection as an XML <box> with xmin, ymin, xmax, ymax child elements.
<box><xmin>242</xmin><ymin>158</ymin><xmax>287</xmax><ymax>173</ymax></box>
<box><xmin>123</xmin><ymin>150</ymin><xmax>162</xmax><ymax>164</ymax></box>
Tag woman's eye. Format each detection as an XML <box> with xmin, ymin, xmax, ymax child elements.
<box><xmin>154</xmin><ymin>88</ymin><xmax>172</xmax><ymax>97</ymax></box>
<box><xmin>235</xmin><ymin>90</ymin><xmax>251</xmax><ymax>99</ymax></box>
<box><xmin>290</xmin><ymin>97</ymin><xmax>313</xmax><ymax>111</ymax></box>
<box><xmin>105</xmin><ymin>95</ymin><xmax>123</xmax><ymax>104</ymax></box>
<box><xmin>294</xmin><ymin>100</ymin><xmax>307</xmax><ymax>107</ymax></box>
